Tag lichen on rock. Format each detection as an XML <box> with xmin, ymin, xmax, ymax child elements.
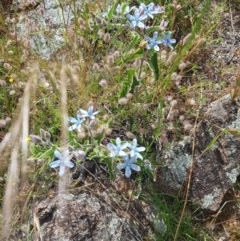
<box><xmin>156</xmin><ymin>94</ymin><xmax>240</xmax><ymax>212</ymax></box>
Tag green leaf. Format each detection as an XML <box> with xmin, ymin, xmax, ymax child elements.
<box><xmin>116</xmin><ymin>48</ymin><xmax>143</xmax><ymax>65</ymax></box>
<box><xmin>119</xmin><ymin>69</ymin><xmax>139</xmax><ymax>97</ymax></box>
<box><xmin>148</xmin><ymin>52</ymin><xmax>159</xmax><ymax>81</ymax></box>
<box><xmin>125</xmin><ymin>35</ymin><xmax>141</xmax><ymax>52</ymax></box>
<box><xmin>107</xmin><ymin>3</ymin><xmax>117</xmax><ymax>21</ymax></box>
<box><xmin>130</xmin><ymin>75</ymin><xmax>139</xmax><ymax>94</ymax></box>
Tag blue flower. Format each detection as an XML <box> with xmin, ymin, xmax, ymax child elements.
<box><xmin>107</xmin><ymin>137</ymin><xmax>129</xmax><ymax>157</ymax></box>
<box><xmin>49</xmin><ymin>149</ymin><xmax>74</xmax><ymax>176</ymax></box>
<box><xmin>117</xmin><ymin>155</ymin><xmax>141</xmax><ymax>178</ymax></box>
<box><xmin>126</xmin><ymin>9</ymin><xmax>147</xmax><ymax>29</ymax></box>
<box><xmin>144</xmin><ymin>31</ymin><xmax>162</xmax><ymax>51</ymax></box>
<box><xmin>128</xmin><ymin>139</ymin><xmax>145</xmax><ymax>160</ymax></box>
<box><xmin>68</xmin><ymin>112</ymin><xmax>85</xmax><ymax>131</ymax></box>
<box><xmin>78</xmin><ymin>106</ymin><xmax>99</xmax><ymax>120</ymax></box>
<box><xmin>159</xmin><ymin>32</ymin><xmax>176</xmax><ymax>50</ymax></box>
<box><xmin>139</xmin><ymin>3</ymin><xmax>164</xmax><ymax>19</ymax></box>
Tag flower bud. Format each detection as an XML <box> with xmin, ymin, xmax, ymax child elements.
<box><xmin>196</xmin><ymin>37</ymin><xmax>206</xmax><ymax>46</ymax></box>
<box><xmin>181</xmin><ymin>33</ymin><xmax>192</xmax><ymax>46</ymax></box>
<box><xmin>186</xmin><ymin>98</ymin><xmax>196</xmax><ymax>106</ymax></box>
<box><xmin>159</xmin><ymin>133</ymin><xmax>168</xmax><ymax>143</ymax></box>
<box><xmin>98</xmin><ymin>29</ymin><xmax>105</xmax><ymax>38</ymax></box>
<box><xmin>99</xmin><ymin>79</ymin><xmax>108</xmax><ymax>88</ymax></box>
<box><xmin>29</xmin><ymin>135</ymin><xmax>43</xmax><ymax>145</ymax></box>
<box><xmin>176</xmin><ymin>4</ymin><xmax>181</xmax><ymax>10</ymax></box>
<box><xmin>175</xmin><ymin>74</ymin><xmax>182</xmax><ymax>83</ymax></box>
<box><xmin>113</xmin><ymin>51</ymin><xmax>120</xmax><ymax>58</ymax></box>
<box><xmin>78</xmin><ymin>131</ymin><xmax>86</xmax><ymax>139</ymax></box>
<box><xmin>9</xmin><ymin>90</ymin><xmax>16</xmax><ymax>95</ymax></box>
<box><xmin>77</xmin><ymin>17</ymin><xmax>84</xmax><ymax>26</ymax></box>
<box><xmin>171</xmin><ymin>72</ymin><xmax>177</xmax><ymax>81</ymax></box>
<box><xmin>105</xmin><ymin>128</ymin><xmax>112</xmax><ymax>136</ymax></box>
<box><xmin>126</xmin><ymin>131</ymin><xmax>135</xmax><ymax>139</ymax></box>
<box><xmin>75</xmin><ymin>150</ymin><xmax>86</xmax><ymax>159</ymax></box>
<box><xmin>0</xmin><ymin>79</ymin><xmax>6</xmax><ymax>86</ymax></box>
<box><xmin>92</xmin><ymin>63</ymin><xmax>100</xmax><ymax>71</ymax></box>
<box><xmin>183</xmin><ymin>120</ymin><xmax>193</xmax><ymax>132</ymax></box>
<box><xmin>170</xmin><ymin>99</ymin><xmax>178</xmax><ymax>107</ymax></box>
<box><xmin>0</xmin><ymin>119</ymin><xmax>6</xmax><ymax>127</ymax></box>
<box><xmin>103</xmin><ymin>32</ymin><xmax>111</xmax><ymax>43</ymax></box>
<box><xmin>3</xmin><ymin>63</ymin><xmax>11</xmax><ymax>69</ymax></box>
<box><xmin>118</xmin><ymin>97</ymin><xmax>128</xmax><ymax>105</ymax></box>
<box><xmin>167</xmin><ymin>51</ymin><xmax>177</xmax><ymax>64</ymax></box>
<box><xmin>106</xmin><ymin>55</ymin><xmax>114</xmax><ymax>65</ymax></box>
<box><xmin>179</xmin><ymin>62</ymin><xmax>187</xmax><ymax>72</ymax></box>
<box><xmin>179</xmin><ymin>115</ymin><xmax>185</xmax><ymax>122</ymax></box>
<box><xmin>126</xmin><ymin>93</ymin><xmax>133</xmax><ymax>99</ymax></box>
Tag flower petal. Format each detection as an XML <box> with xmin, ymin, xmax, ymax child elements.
<box><xmin>49</xmin><ymin>160</ymin><xmax>61</xmax><ymax>168</ymax></box>
<box><xmin>131</xmin><ymin>163</ymin><xmax>141</xmax><ymax>172</ymax></box>
<box><xmin>117</xmin><ymin>163</ymin><xmax>126</xmax><ymax>170</ymax></box>
<box><xmin>136</xmin><ymin>147</ymin><xmax>146</xmax><ymax>152</ymax></box>
<box><xmin>107</xmin><ymin>143</ymin><xmax>115</xmax><ymax>150</ymax></box>
<box><xmin>68</xmin><ymin>124</ymin><xmax>77</xmax><ymax>131</ymax></box>
<box><xmin>118</xmin><ymin>150</ymin><xmax>128</xmax><ymax>156</ymax></box>
<box><xmin>65</xmin><ymin>160</ymin><xmax>74</xmax><ymax>168</ymax></box>
<box><xmin>121</xmin><ymin>142</ymin><xmax>130</xmax><ymax>150</ymax></box>
<box><xmin>78</xmin><ymin>108</ymin><xmax>88</xmax><ymax>116</ymax></box>
<box><xmin>116</xmin><ymin>137</ymin><xmax>121</xmax><ymax>146</ymax></box>
<box><xmin>153</xmin><ymin>31</ymin><xmax>158</xmax><ymax>39</ymax></box>
<box><xmin>137</xmin><ymin>22</ymin><xmax>146</xmax><ymax>28</ymax></box>
<box><xmin>68</xmin><ymin>117</ymin><xmax>77</xmax><ymax>123</ymax></box>
<box><xmin>59</xmin><ymin>165</ymin><xmax>65</xmax><ymax>176</ymax></box>
<box><xmin>125</xmin><ymin>166</ymin><xmax>131</xmax><ymax>178</ymax></box>
<box><xmin>154</xmin><ymin>45</ymin><xmax>160</xmax><ymax>51</ymax></box>
<box><xmin>54</xmin><ymin>150</ymin><xmax>62</xmax><ymax>160</ymax></box>
<box><xmin>135</xmin><ymin>153</ymin><xmax>143</xmax><ymax>160</ymax></box>
<box><xmin>130</xmin><ymin>150</ymin><xmax>135</xmax><ymax>157</ymax></box>
<box><xmin>132</xmin><ymin>139</ymin><xmax>137</xmax><ymax>147</ymax></box>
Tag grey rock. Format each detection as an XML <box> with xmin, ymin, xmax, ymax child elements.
<box><xmin>156</xmin><ymin>94</ymin><xmax>240</xmax><ymax>212</ymax></box>
<box><xmin>33</xmin><ymin>192</ymin><xmax>145</xmax><ymax>241</ymax></box>
<box><xmin>12</xmin><ymin>0</ymin><xmax>82</xmax><ymax>59</ymax></box>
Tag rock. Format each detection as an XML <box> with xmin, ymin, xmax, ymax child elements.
<box><xmin>10</xmin><ymin>0</ymin><xmax>82</xmax><ymax>59</ymax></box>
<box><xmin>156</xmin><ymin>94</ymin><xmax>240</xmax><ymax>212</ymax></box>
<box><xmin>32</xmin><ymin>191</ymin><xmax>153</xmax><ymax>241</ymax></box>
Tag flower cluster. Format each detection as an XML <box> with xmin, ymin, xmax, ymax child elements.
<box><xmin>49</xmin><ymin>106</ymin><xmax>99</xmax><ymax>176</ymax></box>
<box><xmin>127</xmin><ymin>2</ymin><xmax>176</xmax><ymax>51</ymax></box>
<box><xmin>145</xmin><ymin>31</ymin><xmax>176</xmax><ymax>51</ymax></box>
<box><xmin>68</xmin><ymin>105</ymin><xmax>99</xmax><ymax>132</ymax></box>
<box><xmin>126</xmin><ymin>3</ymin><xmax>163</xmax><ymax>29</ymax></box>
<box><xmin>102</xmin><ymin>2</ymin><xmax>176</xmax><ymax>51</ymax></box>
<box><xmin>107</xmin><ymin>137</ymin><xmax>146</xmax><ymax>178</ymax></box>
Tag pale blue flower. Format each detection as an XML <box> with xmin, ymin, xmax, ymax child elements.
<box><xmin>117</xmin><ymin>155</ymin><xmax>141</xmax><ymax>178</ymax></box>
<box><xmin>107</xmin><ymin>137</ymin><xmax>129</xmax><ymax>157</ymax></box>
<box><xmin>144</xmin><ymin>31</ymin><xmax>162</xmax><ymax>51</ymax></box>
<box><xmin>78</xmin><ymin>106</ymin><xmax>99</xmax><ymax>120</ymax></box>
<box><xmin>68</xmin><ymin>112</ymin><xmax>85</xmax><ymax>131</ymax></box>
<box><xmin>159</xmin><ymin>32</ymin><xmax>176</xmax><ymax>50</ymax></box>
<box><xmin>128</xmin><ymin>139</ymin><xmax>145</xmax><ymax>160</ymax></box>
<box><xmin>139</xmin><ymin>3</ymin><xmax>164</xmax><ymax>19</ymax></box>
<box><xmin>49</xmin><ymin>149</ymin><xmax>74</xmax><ymax>176</ymax></box>
<box><xmin>126</xmin><ymin>9</ymin><xmax>147</xmax><ymax>29</ymax></box>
